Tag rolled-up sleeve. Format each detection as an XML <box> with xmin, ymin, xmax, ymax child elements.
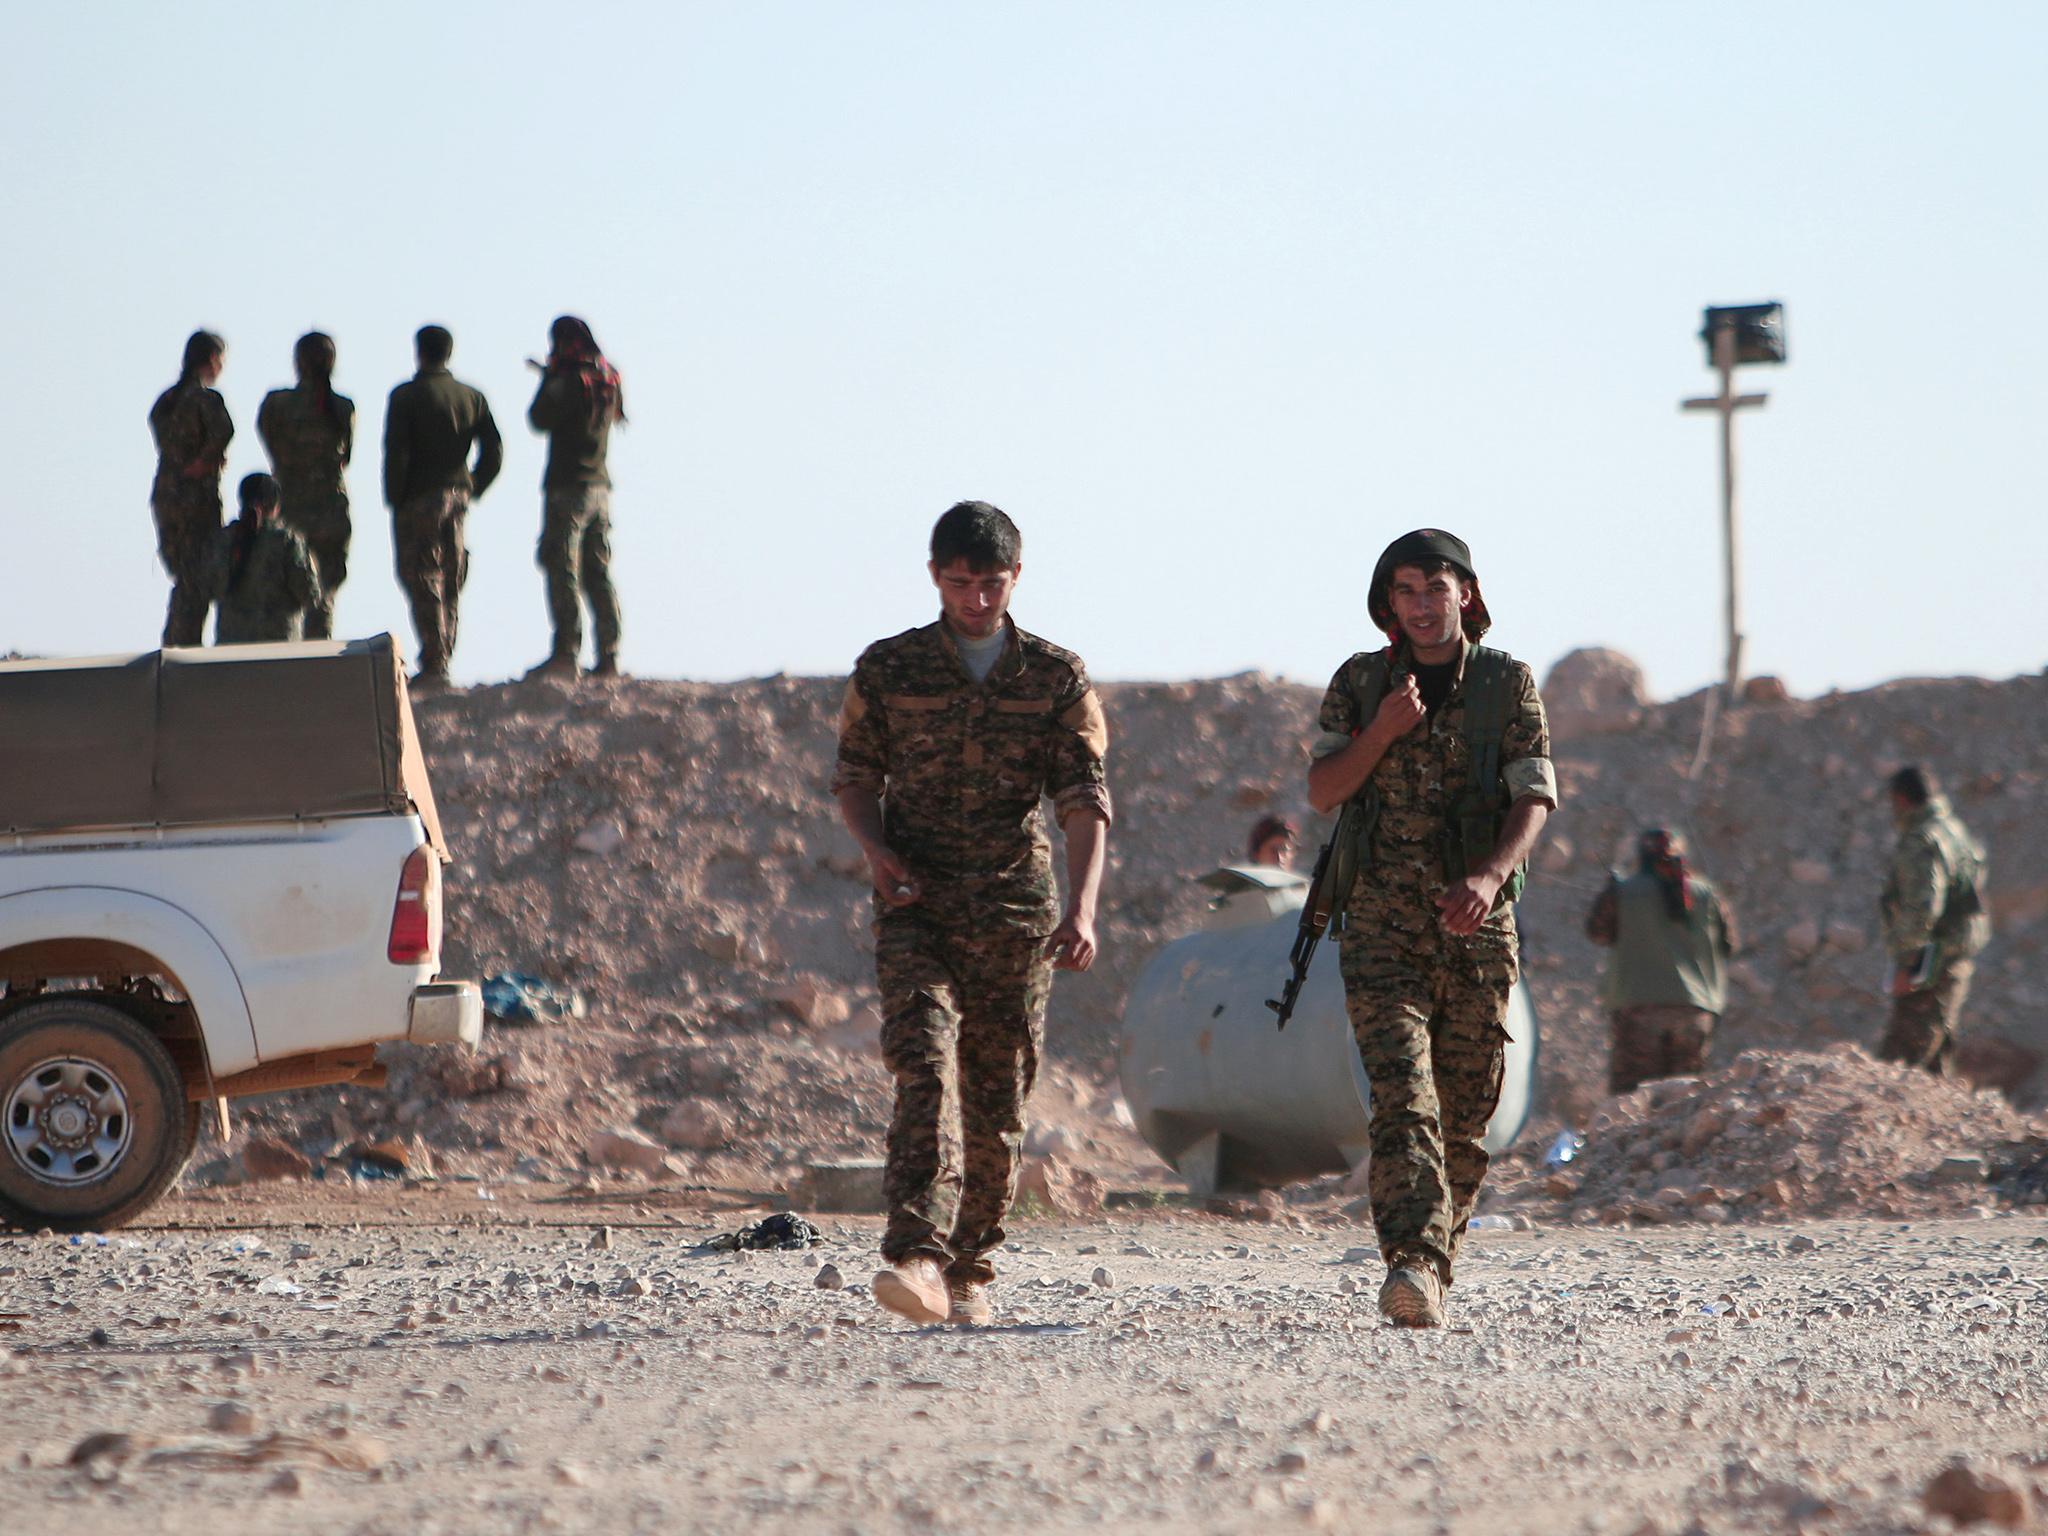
<box><xmin>1502</xmin><ymin>663</ymin><xmax>1558</xmax><ymax>807</ymax></box>
<box><xmin>1049</xmin><ymin>669</ymin><xmax>1113</xmax><ymax>827</ymax></box>
<box><xmin>1312</xmin><ymin>662</ymin><xmax>1358</xmax><ymax>761</ymax></box>
<box><xmin>829</xmin><ymin>654</ymin><xmax>888</xmax><ymax>797</ymax></box>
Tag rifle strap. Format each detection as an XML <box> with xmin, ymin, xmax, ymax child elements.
<box><xmin>1461</xmin><ymin>645</ymin><xmax>1511</xmax><ymax>804</ymax></box>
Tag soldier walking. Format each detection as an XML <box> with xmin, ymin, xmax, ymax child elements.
<box><xmin>525</xmin><ymin>315</ymin><xmax>625</xmax><ymax>680</ymax></box>
<box><xmin>257</xmin><ymin>332</ymin><xmax>354</xmax><ymax>639</ymax></box>
<box><xmin>382</xmin><ymin>325</ymin><xmax>502</xmax><ymax>687</ymax></box>
<box><xmin>148</xmin><ymin>330</ymin><xmax>233</xmax><ymax>646</ymax></box>
<box><xmin>201</xmin><ymin>473</ymin><xmax>321</xmax><ymax>643</ymax></box>
<box><xmin>833</xmin><ymin>502</ymin><xmax>1112</xmax><ymax>1325</ymax></box>
<box><xmin>1877</xmin><ymin>766</ymin><xmax>1990</xmax><ymax>1075</ymax></box>
<box><xmin>1586</xmin><ymin>828</ymin><xmax>1739</xmax><ymax>1093</ymax></box>
<box><xmin>1306</xmin><ymin>529</ymin><xmax>1556</xmax><ymax>1328</ymax></box>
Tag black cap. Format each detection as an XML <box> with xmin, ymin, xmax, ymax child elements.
<box><xmin>1368</xmin><ymin>528</ymin><xmax>1489</xmax><ymax>639</ymax></box>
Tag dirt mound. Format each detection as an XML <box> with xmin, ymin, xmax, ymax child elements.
<box><xmin>1490</xmin><ymin>1046</ymin><xmax>2048</xmax><ymax>1224</ymax></box>
<box><xmin>210</xmin><ymin>661</ymin><xmax>2048</xmax><ymax>1196</ymax></box>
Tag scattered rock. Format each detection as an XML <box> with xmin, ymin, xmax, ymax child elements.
<box><xmin>659</xmin><ymin>1098</ymin><xmax>733</xmax><ymax>1152</ymax></box>
<box><xmin>239</xmin><ymin>1137</ymin><xmax>312</xmax><ymax>1182</ymax></box>
<box><xmin>814</xmin><ymin>1264</ymin><xmax>845</xmax><ymax>1291</ymax></box>
<box><xmin>1091</xmin><ymin>1266</ymin><xmax>1114</xmax><ymax>1290</ymax></box>
<box><xmin>208</xmin><ymin>1401</ymin><xmax>256</xmax><ymax>1434</ymax></box>
<box><xmin>586</xmin><ymin>1129</ymin><xmax>669</xmax><ymax>1177</ymax></box>
<box><xmin>572</xmin><ymin>819</ymin><xmax>626</xmax><ymax>856</ymax></box>
<box><xmin>1923</xmin><ymin>1463</ymin><xmax>2029</xmax><ymax>1528</ymax></box>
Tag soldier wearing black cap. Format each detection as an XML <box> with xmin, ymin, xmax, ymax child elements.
<box><xmin>1306</xmin><ymin>529</ymin><xmax>1557</xmax><ymax>1327</ymax></box>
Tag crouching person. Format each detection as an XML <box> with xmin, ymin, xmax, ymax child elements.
<box><xmin>204</xmin><ymin>473</ymin><xmax>322</xmax><ymax>644</ymax></box>
<box><xmin>832</xmin><ymin>501</ymin><xmax>1111</xmax><ymax>1325</ymax></box>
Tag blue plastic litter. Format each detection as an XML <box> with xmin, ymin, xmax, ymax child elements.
<box><xmin>480</xmin><ymin>971</ymin><xmax>582</xmax><ymax>1027</ymax></box>
<box><xmin>1542</xmin><ymin>1130</ymin><xmax>1585</xmax><ymax>1169</ymax></box>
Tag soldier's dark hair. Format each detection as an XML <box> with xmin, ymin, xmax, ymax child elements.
<box><xmin>178</xmin><ymin>330</ymin><xmax>225</xmax><ymax>386</ymax></box>
<box><xmin>415</xmin><ymin>325</ymin><xmax>454</xmax><ymax>366</ymax></box>
<box><xmin>1889</xmin><ymin>765</ymin><xmax>1937</xmax><ymax>806</ymax></box>
<box><xmin>295</xmin><ymin>332</ymin><xmax>340</xmax><ymax>424</ymax></box>
<box><xmin>238</xmin><ymin>473</ymin><xmax>281</xmax><ymax>514</ymax></box>
<box><xmin>930</xmin><ymin>501</ymin><xmax>1022</xmax><ymax>572</ymax></box>
<box><xmin>228</xmin><ymin>474</ymin><xmax>281</xmax><ymax>593</ymax></box>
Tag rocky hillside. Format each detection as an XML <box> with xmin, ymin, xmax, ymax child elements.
<box><xmin>220</xmin><ymin>656</ymin><xmax>2048</xmax><ymax>1187</ymax></box>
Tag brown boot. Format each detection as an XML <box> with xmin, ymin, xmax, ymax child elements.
<box><xmin>871</xmin><ymin>1258</ymin><xmax>949</xmax><ymax>1323</ymax></box>
<box><xmin>523</xmin><ymin>653</ymin><xmax>580</xmax><ymax>683</ymax></box>
<box><xmin>591</xmin><ymin>652</ymin><xmax>621</xmax><ymax>678</ymax></box>
<box><xmin>1378</xmin><ymin>1262</ymin><xmax>1446</xmax><ymax>1328</ymax></box>
<box><xmin>946</xmin><ymin>1277</ymin><xmax>993</xmax><ymax>1325</ymax></box>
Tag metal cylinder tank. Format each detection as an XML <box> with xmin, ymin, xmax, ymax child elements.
<box><xmin>1118</xmin><ymin>871</ymin><xmax>1537</xmax><ymax>1194</ymax></box>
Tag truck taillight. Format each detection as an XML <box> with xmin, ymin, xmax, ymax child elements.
<box><xmin>387</xmin><ymin>846</ymin><xmax>440</xmax><ymax>965</ymax></box>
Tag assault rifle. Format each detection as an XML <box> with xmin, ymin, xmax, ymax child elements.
<box><xmin>1266</xmin><ymin>799</ymin><xmax>1369</xmax><ymax>1029</ymax></box>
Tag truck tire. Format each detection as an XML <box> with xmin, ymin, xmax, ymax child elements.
<box><xmin>0</xmin><ymin>999</ymin><xmax>194</xmax><ymax>1232</ymax></box>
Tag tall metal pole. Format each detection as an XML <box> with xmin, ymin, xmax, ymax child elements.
<box><xmin>1683</xmin><ymin>322</ymin><xmax>1769</xmax><ymax>703</ymax></box>
<box><xmin>1716</xmin><ymin>324</ymin><xmax>1743</xmax><ymax>697</ymax></box>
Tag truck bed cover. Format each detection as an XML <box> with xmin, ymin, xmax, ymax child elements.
<box><xmin>0</xmin><ymin>635</ymin><xmax>447</xmax><ymax>856</ymax></box>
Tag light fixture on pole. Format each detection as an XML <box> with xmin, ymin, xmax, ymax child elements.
<box><xmin>1682</xmin><ymin>301</ymin><xmax>1785</xmax><ymax>699</ymax></box>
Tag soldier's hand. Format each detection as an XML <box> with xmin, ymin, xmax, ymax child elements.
<box><xmin>1372</xmin><ymin>675</ymin><xmax>1427</xmax><ymax>740</ymax></box>
<box><xmin>1437</xmin><ymin>872</ymin><xmax>1502</xmax><ymax>935</ymax></box>
<box><xmin>865</xmin><ymin>844</ymin><xmax>921</xmax><ymax>907</ymax></box>
<box><xmin>1048</xmin><ymin>908</ymin><xmax>1098</xmax><ymax>972</ymax></box>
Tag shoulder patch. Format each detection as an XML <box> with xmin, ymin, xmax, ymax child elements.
<box><xmin>1060</xmin><ymin>689</ymin><xmax>1109</xmax><ymax>758</ymax></box>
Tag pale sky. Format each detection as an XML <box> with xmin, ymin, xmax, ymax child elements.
<box><xmin>4</xmin><ymin>3</ymin><xmax>2043</xmax><ymax>698</ymax></box>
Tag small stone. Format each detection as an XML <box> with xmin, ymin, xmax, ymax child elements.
<box><xmin>1273</xmin><ymin>1447</ymin><xmax>1310</xmax><ymax>1473</ymax></box>
<box><xmin>1091</xmin><ymin>1266</ymin><xmax>1114</xmax><ymax>1290</ymax></box>
<box><xmin>573</xmin><ymin>819</ymin><xmax>626</xmax><ymax>856</ymax></box>
<box><xmin>268</xmin><ymin>1468</ymin><xmax>303</xmax><ymax>1497</ymax></box>
<box><xmin>589</xmin><ymin>1226</ymin><xmax>613</xmax><ymax>1251</ymax></box>
<box><xmin>619</xmin><ymin>1276</ymin><xmax>653</xmax><ymax>1298</ymax></box>
<box><xmin>240</xmin><ymin>1137</ymin><xmax>313</xmax><ymax>1182</ymax></box>
<box><xmin>553</xmin><ymin>1461</ymin><xmax>591</xmax><ymax>1488</ymax></box>
<box><xmin>1935</xmin><ymin>1155</ymin><xmax>1988</xmax><ymax>1186</ymax></box>
<box><xmin>1923</xmin><ymin>1463</ymin><xmax>2029</xmax><ymax>1528</ymax></box>
<box><xmin>659</xmin><ymin>1098</ymin><xmax>733</xmax><ymax>1151</ymax></box>
<box><xmin>1788</xmin><ymin>858</ymin><xmax>1832</xmax><ymax>885</ymax></box>
<box><xmin>814</xmin><ymin>1264</ymin><xmax>845</xmax><ymax>1291</ymax></box>
<box><xmin>208</xmin><ymin>1401</ymin><xmax>255</xmax><ymax>1434</ymax></box>
<box><xmin>587</xmin><ymin>1129</ymin><xmax>668</xmax><ymax>1176</ymax></box>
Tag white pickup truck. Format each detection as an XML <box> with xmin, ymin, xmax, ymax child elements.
<box><xmin>0</xmin><ymin>635</ymin><xmax>480</xmax><ymax>1231</ymax></box>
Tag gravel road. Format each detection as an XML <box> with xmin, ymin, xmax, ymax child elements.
<box><xmin>4</xmin><ymin>1196</ymin><xmax>2044</xmax><ymax>1535</ymax></box>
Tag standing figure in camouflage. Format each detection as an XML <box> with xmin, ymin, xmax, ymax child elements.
<box><xmin>525</xmin><ymin>316</ymin><xmax>625</xmax><ymax>681</ymax></box>
<box><xmin>1877</xmin><ymin>765</ymin><xmax>1991</xmax><ymax>1075</ymax></box>
<box><xmin>1307</xmin><ymin>529</ymin><xmax>1556</xmax><ymax>1328</ymax></box>
<box><xmin>383</xmin><ymin>325</ymin><xmax>502</xmax><ymax>687</ymax></box>
<box><xmin>148</xmin><ymin>330</ymin><xmax>234</xmax><ymax>646</ymax></box>
<box><xmin>201</xmin><ymin>473</ymin><xmax>321</xmax><ymax>643</ymax></box>
<box><xmin>1586</xmin><ymin>828</ymin><xmax>1740</xmax><ymax>1094</ymax></box>
<box><xmin>257</xmin><ymin>332</ymin><xmax>354</xmax><ymax>639</ymax></box>
<box><xmin>833</xmin><ymin>502</ymin><xmax>1112</xmax><ymax>1326</ymax></box>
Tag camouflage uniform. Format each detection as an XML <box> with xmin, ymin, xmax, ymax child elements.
<box><xmin>527</xmin><ymin>372</ymin><xmax>621</xmax><ymax>665</ymax></box>
<box><xmin>256</xmin><ymin>386</ymin><xmax>355</xmax><ymax>639</ymax></box>
<box><xmin>383</xmin><ymin>367</ymin><xmax>501</xmax><ymax>674</ymax></box>
<box><xmin>1312</xmin><ymin>640</ymin><xmax>1554</xmax><ymax>1286</ymax></box>
<box><xmin>832</xmin><ymin>618</ymin><xmax>1112</xmax><ymax>1284</ymax></box>
<box><xmin>148</xmin><ymin>380</ymin><xmax>234</xmax><ymax>646</ymax></box>
<box><xmin>1878</xmin><ymin>794</ymin><xmax>1990</xmax><ymax>1075</ymax></box>
<box><xmin>1586</xmin><ymin>873</ymin><xmax>1739</xmax><ymax>1094</ymax></box>
<box><xmin>201</xmin><ymin>520</ymin><xmax>321</xmax><ymax>643</ymax></box>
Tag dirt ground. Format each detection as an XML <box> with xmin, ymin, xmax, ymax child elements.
<box><xmin>4</xmin><ymin>1190</ymin><xmax>2045</xmax><ymax>1535</ymax></box>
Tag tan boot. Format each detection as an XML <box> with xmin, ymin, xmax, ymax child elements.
<box><xmin>946</xmin><ymin>1278</ymin><xmax>993</xmax><ymax>1326</ymax></box>
<box><xmin>872</xmin><ymin>1257</ymin><xmax>949</xmax><ymax>1323</ymax></box>
<box><xmin>1378</xmin><ymin>1263</ymin><xmax>1446</xmax><ymax>1328</ymax></box>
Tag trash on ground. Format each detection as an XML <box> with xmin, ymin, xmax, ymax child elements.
<box><xmin>700</xmin><ymin>1212</ymin><xmax>825</xmax><ymax>1252</ymax></box>
<box><xmin>480</xmin><ymin>971</ymin><xmax>585</xmax><ymax>1027</ymax></box>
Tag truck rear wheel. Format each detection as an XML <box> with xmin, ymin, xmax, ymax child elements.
<box><xmin>0</xmin><ymin>999</ymin><xmax>193</xmax><ymax>1232</ymax></box>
